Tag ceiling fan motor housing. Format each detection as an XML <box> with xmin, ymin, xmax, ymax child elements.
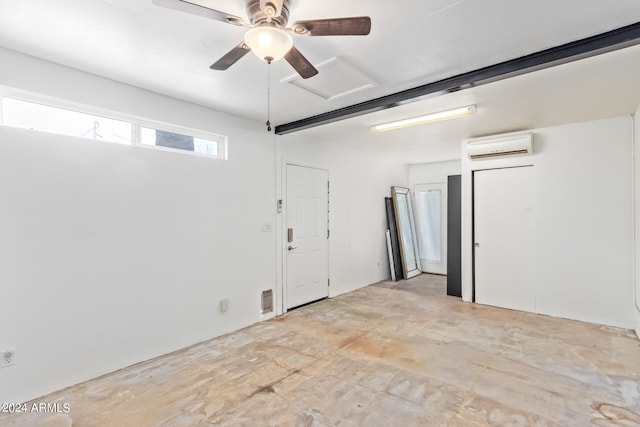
<box><xmin>247</xmin><ymin>0</ymin><xmax>290</xmax><ymax>26</ymax></box>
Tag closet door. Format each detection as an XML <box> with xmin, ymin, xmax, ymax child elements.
<box><xmin>474</xmin><ymin>166</ymin><xmax>535</xmax><ymax>312</ymax></box>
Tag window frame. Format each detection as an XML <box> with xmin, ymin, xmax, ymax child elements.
<box><xmin>0</xmin><ymin>89</ymin><xmax>228</xmax><ymax>160</ymax></box>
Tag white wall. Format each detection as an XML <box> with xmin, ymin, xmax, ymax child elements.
<box><xmin>462</xmin><ymin>117</ymin><xmax>634</xmax><ymax>329</ymax></box>
<box><xmin>634</xmin><ymin>105</ymin><xmax>640</xmax><ymax>338</ymax></box>
<box><xmin>408</xmin><ymin>160</ymin><xmax>461</xmax><ymax>187</ymax></box>
<box><xmin>275</xmin><ymin>135</ymin><xmax>408</xmax><ymax>311</ymax></box>
<box><xmin>0</xmin><ymin>48</ymin><xmax>277</xmax><ymax>403</ymax></box>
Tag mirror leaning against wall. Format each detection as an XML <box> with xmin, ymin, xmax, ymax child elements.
<box><xmin>391</xmin><ymin>186</ymin><xmax>422</xmax><ymax>279</ymax></box>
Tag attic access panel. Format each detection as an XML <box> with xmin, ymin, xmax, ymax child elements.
<box><xmin>281</xmin><ymin>57</ymin><xmax>377</xmax><ymax>101</ymax></box>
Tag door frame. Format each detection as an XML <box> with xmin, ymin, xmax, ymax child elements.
<box><xmin>461</xmin><ymin>152</ymin><xmax>535</xmax><ymax>303</ymax></box>
<box><xmin>280</xmin><ymin>162</ymin><xmax>330</xmax><ymax>313</ymax></box>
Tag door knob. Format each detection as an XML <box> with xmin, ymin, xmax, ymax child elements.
<box><xmin>288</xmin><ymin>245</ymin><xmax>298</xmax><ymax>251</ymax></box>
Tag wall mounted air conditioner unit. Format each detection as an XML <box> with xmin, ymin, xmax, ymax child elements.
<box><xmin>467</xmin><ymin>132</ymin><xmax>533</xmax><ymax>160</ymax></box>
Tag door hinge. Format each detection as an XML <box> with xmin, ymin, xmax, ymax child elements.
<box><xmin>328</xmin><ymin>278</ymin><xmax>330</xmax><ymax>287</ymax></box>
<box><xmin>327</xmin><ymin>229</ymin><xmax>330</xmax><ymax>239</ymax></box>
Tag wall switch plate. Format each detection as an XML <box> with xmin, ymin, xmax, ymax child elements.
<box><xmin>220</xmin><ymin>298</ymin><xmax>229</xmax><ymax>313</ymax></box>
<box><xmin>2</xmin><ymin>349</ymin><xmax>15</xmax><ymax>368</ymax></box>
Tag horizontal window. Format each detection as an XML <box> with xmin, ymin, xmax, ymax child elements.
<box><xmin>140</xmin><ymin>127</ymin><xmax>222</xmax><ymax>158</ymax></box>
<box><xmin>2</xmin><ymin>97</ymin><xmax>132</xmax><ymax>144</ymax></box>
<box><xmin>0</xmin><ymin>95</ymin><xmax>227</xmax><ymax>160</ymax></box>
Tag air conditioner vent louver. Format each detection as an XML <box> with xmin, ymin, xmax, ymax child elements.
<box><xmin>467</xmin><ymin>132</ymin><xmax>533</xmax><ymax>160</ymax></box>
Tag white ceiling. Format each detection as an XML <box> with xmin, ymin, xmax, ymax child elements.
<box><xmin>1</xmin><ymin>0</ymin><xmax>640</xmax><ymax>163</ymax></box>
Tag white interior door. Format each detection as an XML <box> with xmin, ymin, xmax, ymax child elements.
<box><xmin>474</xmin><ymin>166</ymin><xmax>535</xmax><ymax>312</ymax></box>
<box><xmin>414</xmin><ymin>183</ymin><xmax>447</xmax><ymax>274</ymax></box>
<box><xmin>285</xmin><ymin>164</ymin><xmax>329</xmax><ymax>309</ymax></box>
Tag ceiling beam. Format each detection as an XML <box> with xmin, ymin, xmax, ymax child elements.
<box><xmin>275</xmin><ymin>21</ymin><xmax>640</xmax><ymax>135</ymax></box>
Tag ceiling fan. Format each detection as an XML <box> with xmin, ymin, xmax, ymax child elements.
<box><xmin>152</xmin><ymin>0</ymin><xmax>372</xmax><ymax>79</ymax></box>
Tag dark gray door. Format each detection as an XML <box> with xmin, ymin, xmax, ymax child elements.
<box><xmin>447</xmin><ymin>175</ymin><xmax>462</xmax><ymax>297</ymax></box>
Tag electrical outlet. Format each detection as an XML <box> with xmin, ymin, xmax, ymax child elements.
<box><xmin>2</xmin><ymin>349</ymin><xmax>15</xmax><ymax>368</ymax></box>
<box><xmin>220</xmin><ymin>298</ymin><xmax>229</xmax><ymax>313</ymax></box>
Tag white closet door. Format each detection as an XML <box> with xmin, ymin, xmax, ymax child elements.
<box><xmin>474</xmin><ymin>166</ymin><xmax>535</xmax><ymax>312</ymax></box>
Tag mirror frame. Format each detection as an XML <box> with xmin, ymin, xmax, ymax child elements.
<box><xmin>391</xmin><ymin>186</ymin><xmax>422</xmax><ymax>279</ymax></box>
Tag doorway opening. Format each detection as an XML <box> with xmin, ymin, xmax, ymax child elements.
<box><xmin>414</xmin><ymin>183</ymin><xmax>447</xmax><ymax>275</ymax></box>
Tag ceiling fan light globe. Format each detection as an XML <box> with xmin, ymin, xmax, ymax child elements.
<box><xmin>244</xmin><ymin>26</ymin><xmax>293</xmax><ymax>62</ymax></box>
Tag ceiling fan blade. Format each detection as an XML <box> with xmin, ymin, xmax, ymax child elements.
<box><xmin>291</xmin><ymin>17</ymin><xmax>371</xmax><ymax>36</ymax></box>
<box><xmin>260</xmin><ymin>0</ymin><xmax>284</xmax><ymax>18</ymax></box>
<box><xmin>210</xmin><ymin>42</ymin><xmax>251</xmax><ymax>70</ymax></box>
<box><xmin>152</xmin><ymin>0</ymin><xmax>248</xmax><ymax>26</ymax></box>
<box><xmin>284</xmin><ymin>46</ymin><xmax>318</xmax><ymax>79</ymax></box>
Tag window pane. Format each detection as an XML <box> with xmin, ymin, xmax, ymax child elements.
<box><xmin>141</xmin><ymin>127</ymin><xmax>219</xmax><ymax>156</ymax></box>
<box><xmin>2</xmin><ymin>97</ymin><xmax>131</xmax><ymax>144</ymax></box>
<box><xmin>416</xmin><ymin>190</ymin><xmax>441</xmax><ymax>263</ymax></box>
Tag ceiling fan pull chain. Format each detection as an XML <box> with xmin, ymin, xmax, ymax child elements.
<box><xmin>266</xmin><ymin>61</ymin><xmax>272</xmax><ymax>132</ymax></box>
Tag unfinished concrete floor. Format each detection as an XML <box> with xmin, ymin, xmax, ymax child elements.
<box><xmin>2</xmin><ymin>274</ymin><xmax>640</xmax><ymax>426</ymax></box>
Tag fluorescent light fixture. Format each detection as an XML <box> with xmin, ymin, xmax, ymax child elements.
<box><xmin>371</xmin><ymin>104</ymin><xmax>476</xmax><ymax>132</ymax></box>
